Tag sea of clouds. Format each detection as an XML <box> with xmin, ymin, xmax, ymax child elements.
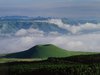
<box><xmin>0</xmin><ymin>19</ymin><xmax>100</xmax><ymax>54</ymax></box>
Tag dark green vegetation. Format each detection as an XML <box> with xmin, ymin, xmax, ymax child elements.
<box><xmin>1</xmin><ymin>54</ymin><xmax>100</xmax><ymax>75</ymax></box>
<box><xmin>1</xmin><ymin>44</ymin><xmax>97</xmax><ymax>58</ymax></box>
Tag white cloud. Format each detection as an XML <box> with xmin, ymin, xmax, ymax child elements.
<box><xmin>48</xmin><ymin>31</ymin><xmax>61</xmax><ymax>36</ymax></box>
<box><xmin>50</xmin><ymin>34</ymin><xmax>100</xmax><ymax>52</ymax></box>
<box><xmin>47</xmin><ymin>19</ymin><xmax>100</xmax><ymax>34</ymax></box>
<box><xmin>15</xmin><ymin>28</ymin><xmax>44</xmax><ymax>37</ymax></box>
<box><xmin>15</xmin><ymin>29</ymin><xmax>27</xmax><ymax>36</ymax></box>
<box><xmin>1</xmin><ymin>32</ymin><xmax>100</xmax><ymax>54</ymax></box>
<box><xmin>67</xmin><ymin>41</ymin><xmax>83</xmax><ymax>48</ymax></box>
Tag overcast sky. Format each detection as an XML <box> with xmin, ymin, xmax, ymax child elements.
<box><xmin>0</xmin><ymin>0</ymin><xmax>100</xmax><ymax>18</ymax></box>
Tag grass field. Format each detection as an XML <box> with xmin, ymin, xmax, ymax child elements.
<box><xmin>0</xmin><ymin>58</ymin><xmax>47</xmax><ymax>63</ymax></box>
<box><xmin>1</xmin><ymin>54</ymin><xmax>100</xmax><ymax>75</ymax></box>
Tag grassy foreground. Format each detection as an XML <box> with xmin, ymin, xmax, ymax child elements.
<box><xmin>0</xmin><ymin>58</ymin><xmax>46</xmax><ymax>63</ymax></box>
<box><xmin>1</xmin><ymin>54</ymin><xmax>100</xmax><ymax>75</ymax></box>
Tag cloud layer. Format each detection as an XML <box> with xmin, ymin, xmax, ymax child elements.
<box><xmin>40</xmin><ymin>19</ymin><xmax>100</xmax><ymax>34</ymax></box>
<box><xmin>0</xmin><ymin>28</ymin><xmax>100</xmax><ymax>54</ymax></box>
<box><xmin>0</xmin><ymin>19</ymin><xmax>100</xmax><ymax>53</ymax></box>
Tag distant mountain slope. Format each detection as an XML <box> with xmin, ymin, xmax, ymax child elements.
<box><xmin>0</xmin><ymin>16</ymin><xmax>100</xmax><ymax>36</ymax></box>
<box><xmin>1</xmin><ymin>44</ymin><xmax>96</xmax><ymax>58</ymax></box>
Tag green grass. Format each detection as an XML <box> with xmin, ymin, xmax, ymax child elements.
<box><xmin>0</xmin><ymin>58</ymin><xmax>46</xmax><ymax>63</ymax></box>
<box><xmin>1</xmin><ymin>53</ymin><xmax>100</xmax><ymax>75</ymax></box>
<box><xmin>0</xmin><ymin>57</ymin><xmax>100</xmax><ymax>75</ymax></box>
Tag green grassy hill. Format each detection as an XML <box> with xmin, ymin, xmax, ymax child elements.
<box><xmin>1</xmin><ymin>44</ymin><xmax>97</xmax><ymax>58</ymax></box>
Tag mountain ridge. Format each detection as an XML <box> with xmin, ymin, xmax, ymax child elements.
<box><xmin>1</xmin><ymin>44</ymin><xmax>96</xmax><ymax>58</ymax></box>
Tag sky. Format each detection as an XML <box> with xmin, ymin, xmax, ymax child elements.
<box><xmin>0</xmin><ymin>0</ymin><xmax>100</xmax><ymax>18</ymax></box>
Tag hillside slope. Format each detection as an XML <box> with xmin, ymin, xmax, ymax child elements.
<box><xmin>1</xmin><ymin>44</ymin><xmax>96</xmax><ymax>58</ymax></box>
